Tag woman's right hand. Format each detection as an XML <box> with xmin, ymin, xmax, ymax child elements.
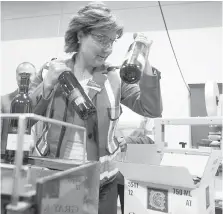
<box><xmin>43</xmin><ymin>59</ymin><xmax>72</xmax><ymax>90</ymax></box>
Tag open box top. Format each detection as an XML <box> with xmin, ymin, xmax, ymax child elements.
<box><xmin>116</xmin><ymin>146</ymin><xmax>221</xmax><ymax>189</ymax></box>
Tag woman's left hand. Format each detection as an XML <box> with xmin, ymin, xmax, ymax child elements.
<box><xmin>117</xmin><ymin>137</ymin><xmax>127</xmax><ymax>152</ymax></box>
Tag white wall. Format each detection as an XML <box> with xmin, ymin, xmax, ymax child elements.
<box><xmin>1</xmin><ymin>26</ymin><xmax>222</xmax><ymax>147</ymax></box>
<box><xmin>1</xmin><ymin>1</ymin><xmax>222</xmax><ymax>148</ymax></box>
<box><xmin>107</xmin><ymin>27</ymin><xmax>222</xmax><ymax>148</ymax></box>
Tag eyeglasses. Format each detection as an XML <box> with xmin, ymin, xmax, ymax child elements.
<box><xmin>90</xmin><ymin>32</ymin><xmax>117</xmax><ymax>47</ymax></box>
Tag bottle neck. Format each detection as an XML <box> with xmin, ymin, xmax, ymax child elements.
<box><xmin>19</xmin><ymin>85</ymin><xmax>29</xmax><ymax>93</ymax></box>
<box><xmin>19</xmin><ymin>74</ymin><xmax>30</xmax><ymax>94</ymax></box>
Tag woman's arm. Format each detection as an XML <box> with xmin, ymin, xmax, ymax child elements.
<box><xmin>29</xmin><ymin>64</ymin><xmax>54</xmax><ymax>116</ymax></box>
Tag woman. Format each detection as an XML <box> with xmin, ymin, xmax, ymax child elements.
<box><xmin>29</xmin><ymin>2</ymin><xmax>162</xmax><ymax>214</ymax></box>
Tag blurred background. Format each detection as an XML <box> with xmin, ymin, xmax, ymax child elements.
<box><xmin>1</xmin><ymin>1</ymin><xmax>222</xmax><ymax>148</ymax></box>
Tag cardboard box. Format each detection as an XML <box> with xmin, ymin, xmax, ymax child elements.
<box><xmin>116</xmin><ymin>146</ymin><xmax>221</xmax><ymax>214</ymax></box>
<box><xmin>1</xmin><ymin>159</ymin><xmax>100</xmax><ymax>214</ymax></box>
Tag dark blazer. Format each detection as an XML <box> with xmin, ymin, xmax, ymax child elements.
<box><xmin>1</xmin><ymin>89</ymin><xmax>18</xmax><ymax>154</ymax></box>
<box><xmin>29</xmin><ymin>55</ymin><xmax>162</xmax><ymax>185</ymax></box>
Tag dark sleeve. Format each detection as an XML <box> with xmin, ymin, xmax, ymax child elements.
<box><xmin>29</xmin><ymin>64</ymin><xmax>54</xmax><ymax>116</ymax></box>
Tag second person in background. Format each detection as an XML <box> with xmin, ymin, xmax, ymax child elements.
<box><xmin>29</xmin><ymin>1</ymin><xmax>163</xmax><ymax>214</ymax></box>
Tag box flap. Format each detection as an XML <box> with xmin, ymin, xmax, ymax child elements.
<box><xmin>160</xmin><ymin>149</ymin><xmax>221</xmax><ymax>187</ymax></box>
<box><xmin>116</xmin><ymin>162</ymin><xmax>195</xmax><ymax>188</ymax></box>
<box><xmin>28</xmin><ymin>156</ymin><xmax>90</xmax><ymax>171</ymax></box>
<box><xmin>160</xmin><ymin>151</ymin><xmax>209</xmax><ymax>178</ymax></box>
<box><xmin>123</xmin><ymin>144</ymin><xmax>162</xmax><ymax>165</ymax></box>
<box><xmin>199</xmin><ymin>149</ymin><xmax>221</xmax><ymax>186</ymax></box>
<box><xmin>116</xmin><ymin>148</ymin><xmax>221</xmax><ymax>188</ymax></box>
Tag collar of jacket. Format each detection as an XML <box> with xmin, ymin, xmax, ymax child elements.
<box><xmin>64</xmin><ymin>53</ymin><xmax>109</xmax><ymax>101</ymax></box>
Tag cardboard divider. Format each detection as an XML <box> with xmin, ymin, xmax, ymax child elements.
<box><xmin>116</xmin><ymin>161</ymin><xmax>196</xmax><ymax>188</ymax></box>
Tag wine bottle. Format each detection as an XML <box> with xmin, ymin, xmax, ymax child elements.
<box><xmin>5</xmin><ymin>73</ymin><xmax>33</xmax><ymax>164</ymax></box>
<box><xmin>58</xmin><ymin>71</ymin><xmax>96</xmax><ymax>120</ymax></box>
<box><xmin>120</xmin><ymin>33</ymin><xmax>151</xmax><ymax>84</ymax></box>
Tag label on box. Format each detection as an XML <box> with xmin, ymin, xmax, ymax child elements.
<box><xmin>169</xmin><ymin>187</ymin><xmax>196</xmax><ymax>214</ymax></box>
<box><xmin>41</xmin><ymin>176</ymin><xmax>85</xmax><ymax>214</ymax></box>
<box><xmin>124</xmin><ymin>179</ymin><xmax>149</xmax><ymax>214</ymax></box>
<box><xmin>42</xmin><ymin>201</ymin><xmax>80</xmax><ymax>214</ymax></box>
<box><xmin>124</xmin><ymin>180</ymin><xmax>202</xmax><ymax>214</ymax></box>
<box><xmin>6</xmin><ymin>133</ymin><xmax>33</xmax><ymax>151</ymax></box>
<box><xmin>64</xmin><ymin>141</ymin><xmax>87</xmax><ymax>161</ymax></box>
<box><xmin>147</xmin><ymin>187</ymin><xmax>168</xmax><ymax>213</ymax></box>
<box><xmin>125</xmin><ymin>179</ymin><xmax>170</xmax><ymax>213</ymax></box>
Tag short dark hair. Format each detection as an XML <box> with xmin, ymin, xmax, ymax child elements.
<box><xmin>64</xmin><ymin>1</ymin><xmax>123</xmax><ymax>53</ymax></box>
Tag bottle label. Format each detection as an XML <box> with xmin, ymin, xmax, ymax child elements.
<box><xmin>69</xmin><ymin>88</ymin><xmax>85</xmax><ymax>106</ymax></box>
<box><xmin>123</xmin><ymin>42</ymin><xmax>136</xmax><ymax>64</ymax></box>
<box><xmin>6</xmin><ymin>134</ymin><xmax>34</xmax><ymax>151</ymax></box>
<box><xmin>137</xmin><ymin>53</ymin><xmax>146</xmax><ymax>71</ymax></box>
<box><xmin>75</xmin><ymin>97</ymin><xmax>85</xmax><ymax>106</ymax></box>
